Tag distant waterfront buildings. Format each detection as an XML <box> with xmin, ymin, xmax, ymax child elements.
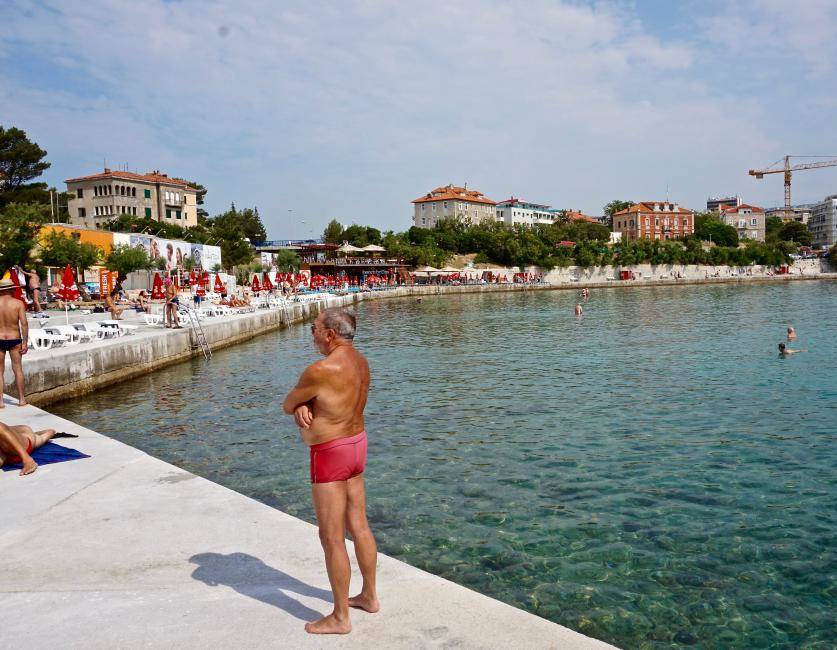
<box><xmin>765</xmin><ymin>205</ymin><xmax>811</xmax><ymax>225</ymax></box>
<box><xmin>809</xmin><ymin>195</ymin><xmax>837</xmax><ymax>248</ymax></box>
<box><xmin>412</xmin><ymin>184</ymin><xmax>496</xmax><ymax>228</ymax></box>
<box><xmin>66</xmin><ymin>168</ymin><xmax>199</xmax><ymax>230</ymax></box>
<box><xmin>720</xmin><ymin>204</ymin><xmax>765</xmax><ymax>242</ymax></box>
<box><xmin>707</xmin><ymin>195</ymin><xmax>741</xmax><ymax>213</ymax></box>
<box><xmin>495</xmin><ymin>198</ymin><xmax>556</xmax><ymax>226</ymax></box>
<box><xmin>612</xmin><ymin>201</ymin><xmax>694</xmax><ymax>241</ymax></box>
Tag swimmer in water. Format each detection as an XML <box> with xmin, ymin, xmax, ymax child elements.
<box><xmin>787</xmin><ymin>326</ymin><xmax>796</xmax><ymax>341</ymax></box>
<box><xmin>574</xmin><ymin>303</ymin><xmax>583</xmax><ymax>316</ymax></box>
<box><xmin>778</xmin><ymin>343</ymin><xmax>806</xmax><ymax>356</ymax></box>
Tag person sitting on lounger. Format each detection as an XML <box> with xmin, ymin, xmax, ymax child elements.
<box><xmin>0</xmin><ymin>422</ymin><xmax>59</xmax><ymax>476</ymax></box>
<box><xmin>134</xmin><ymin>291</ymin><xmax>150</xmax><ymax>313</ymax></box>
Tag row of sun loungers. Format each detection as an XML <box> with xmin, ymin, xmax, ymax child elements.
<box><xmin>31</xmin><ymin>320</ymin><xmax>138</xmax><ymax>350</ymax></box>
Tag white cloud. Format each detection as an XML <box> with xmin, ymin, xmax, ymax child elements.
<box><xmin>1</xmin><ymin>0</ymin><xmax>832</xmax><ymax>235</ymax></box>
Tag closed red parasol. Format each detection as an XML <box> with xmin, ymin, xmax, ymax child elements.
<box><xmin>189</xmin><ymin>268</ymin><xmax>198</xmax><ymax>285</ymax></box>
<box><xmin>59</xmin><ymin>264</ymin><xmax>80</xmax><ymax>301</ymax></box>
<box><xmin>251</xmin><ymin>275</ymin><xmax>261</xmax><ymax>292</ymax></box>
<box><xmin>262</xmin><ymin>272</ymin><xmax>274</xmax><ymax>291</ymax></box>
<box><xmin>7</xmin><ymin>268</ymin><xmax>26</xmax><ymax>304</ymax></box>
<box><xmin>151</xmin><ymin>272</ymin><xmax>165</xmax><ymax>299</ymax></box>
<box><xmin>214</xmin><ymin>273</ymin><xmax>224</xmax><ymax>293</ymax></box>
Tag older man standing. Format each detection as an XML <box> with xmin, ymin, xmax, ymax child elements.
<box><xmin>282</xmin><ymin>307</ymin><xmax>379</xmax><ymax>635</ymax></box>
<box><xmin>0</xmin><ymin>278</ymin><xmax>28</xmax><ymax>407</ymax></box>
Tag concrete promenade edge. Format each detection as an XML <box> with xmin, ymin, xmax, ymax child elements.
<box><xmin>0</xmin><ymin>397</ymin><xmax>615</xmax><ymax>649</ymax></box>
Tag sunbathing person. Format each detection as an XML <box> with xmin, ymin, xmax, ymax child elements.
<box><xmin>0</xmin><ymin>422</ymin><xmax>59</xmax><ymax>476</ymax></box>
<box><xmin>105</xmin><ymin>288</ymin><xmax>124</xmax><ymax>320</ymax></box>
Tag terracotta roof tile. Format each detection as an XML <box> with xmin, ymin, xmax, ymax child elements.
<box><xmin>613</xmin><ymin>202</ymin><xmax>693</xmax><ymax>216</ymax></box>
<box><xmin>412</xmin><ymin>184</ymin><xmax>496</xmax><ymax>206</ymax></box>
<box><xmin>722</xmin><ymin>203</ymin><xmax>764</xmax><ymax>213</ymax></box>
<box><xmin>65</xmin><ymin>169</ymin><xmax>197</xmax><ymax>190</ymax></box>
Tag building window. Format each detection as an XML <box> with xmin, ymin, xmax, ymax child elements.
<box><xmin>144</xmin><ymin>189</ymin><xmax>151</xmax><ymax>199</ymax></box>
<box><xmin>132</xmin><ymin>187</ymin><xmax>136</xmax><ymax>197</ymax></box>
<box><xmin>145</xmin><ymin>207</ymin><xmax>152</xmax><ymax>218</ymax></box>
<box><xmin>166</xmin><ymin>209</ymin><xmax>171</xmax><ymax>219</ymax></box>
<box><xmin>630</xmin><ymin>220</ymin><xmax>635</xmax><ymax>227</ymax></box>
<box><xmin>655</xmin><ymin>218</ymin><xmax>659</xmax><ymax>226</ymax></box>
<box><xmin>751</xmin><ymin>218</ymin><xmax>758</xmax><ymax>226</ymax></box>
<box><xmin>175</xmin><ymin>210</ymin><xmax>181</xmax><ymax>219</ymax></box>
<box><xmin>77</xmin><ymin>188</ymin><xmax>84</xmax><ymax>199</ymax></box>
<box><xmin>78</xmin><ymin>208</ymin><xmax>86</xmax><ymax>218</ymax></box>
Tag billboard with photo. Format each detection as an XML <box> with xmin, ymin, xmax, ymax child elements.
<box><xmin>192</xmin><ymin>244</ymin><xmax>222</xmax><ymax>271</ymax></box>
<box><xmin>260</xmin><ymin>252</ymin><xmax>276</xmax><ymax>269</ymax></box>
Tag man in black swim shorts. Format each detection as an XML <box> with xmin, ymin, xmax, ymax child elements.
<box><xmin>0</xmin><ymin>278</ymin><xmax>28</xmax><ymax>407</ymax></box>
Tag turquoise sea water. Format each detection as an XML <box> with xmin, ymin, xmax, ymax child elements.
<box><xmin>53</xmin><ymin>282</ymin><xmax>836</xmax><ymax>648</ymax></box>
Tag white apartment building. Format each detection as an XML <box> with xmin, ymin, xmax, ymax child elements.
<box><xmin>412</xmin><ymin>184</ymin><xmax>496</xmax><ymax>228</ymax></box>
<box><xmin>495</xmin><ymin>198</ymin><xmax>556</xmax><ymax>226</ymax></box>
<box><xmin>809</xmin><ymin>195</ymin><xmax>837</xmax><ymax>249</ymax></box>
<box><xmin>721</xmin><ymin>204</ymin><xmax>765</xmax><ymax>242</ymax></box>
<box><xmin>765</xmin><ymin>205</ymin><xmax>812</xmax><ymax>225</ymax></box>
<box><xmin>66</xmin><ymin>168</ymin><xmax>199</xmax><ymax>230</ymax></box>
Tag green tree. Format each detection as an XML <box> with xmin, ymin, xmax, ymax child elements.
<box><xmin>274</xmin><ymin>249</ymin><xmax>300</xmax><ymax>272</ymax></box>
<box><xmin>777</xmin><ymin>220</ymin><xmax>812</xmax><ymax>246</ymax></box>
<box><xmin>0</xmin><ymin>126</ymin><xmax>51</xmax><ymax>208</ymax></box>
<box><xmin>211</xmin><ymin>208</ymin><xmax>254</xmax><ymax>269</ymax></box>
<box><xmin>104</xmin><ymin>244</ymin><xmax>153</xmax><ymax>279</ymax></box>
<box><xmin>39</xmin><ymin>231</ymin><xmax>101</xmax><ymax>275</ymax></box>
<box><xmin>693</xmin><ymin>214</ymin><xmax>739</xmax><ymax>247</ymax></box>
<box><xmin>0</xmin><ymin>203</ymin><xmax>49</xmax><ymax>270</ymax></box>
<box><xmin>322</xmin><ymin>219</ymin><xmax>344</xmax><ymax>244</ymax></box>
<box><xmin>603</xmin><ymin>200</ymin><xmax>633</xmax><ymax>228</ymax></box>
<box><xmin>238</xmin><ymin>206</ymin><xmax>267</xmax><ymax>243</ymax></box>
<box><xmin>765</xmin><ymin>216</ymin><xmax>783</xmax><ymax>242</ymax></box>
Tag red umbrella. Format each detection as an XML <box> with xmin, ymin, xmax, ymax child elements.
<box><xmin>196</xmin><ymin>281</ymin><xmax>206</xmax><ymax>297</ymax></box>
<box><xmin>201</xmin><ymin>271</ymin><xmax>210</xmax><ymax>288</ymax></box>
<box><xmin>214</xmin><ymin>273</ymin><xmax>224</xmax><ymax>293</ymax></box>
<box><xmin>189</xmin><ymin>268</ymin><xmax>197</xmax><ymax>286</ymax></box>
<box><xmin>58</xmin><ymin>264</ymin><xmax>80</xmax><ymax>323</ymax></box>
<box><xmin>151</xmin><ymin>272</ymin><xmax>165</xmax><ymax>299</ymax></box>
<box><xmin>59</xmin><ymin>264</ymin><xmax>79</xmax><ymax>301</ymax></box>
<box><xmin>7</xmin><ymin>268</ymin><xmax>26</xmax><ymax>304</ymax></box>
<box><xmin>251</xmin><ymin>275</ymin><xmax>261</xmax><ymax>292</ymax></box>
<box><xmin>262</xmin><ymin>273</ymin><xmax>274</xmax><ymax>291</ymax></box>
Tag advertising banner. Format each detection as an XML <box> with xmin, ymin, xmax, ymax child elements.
<box><xmin>192</xmin><ymin>244</ymin><xmax>222</xmax><ymax>271</ymax></box>
<box><xmin>260</xmin><ymin>252</ymin><xmax>276</xmax><ymax>269</ymax></box>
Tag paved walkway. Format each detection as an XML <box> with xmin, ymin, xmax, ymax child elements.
<box><xmin>0</xmin><ymin>397</ymin><xmax>613</xmax><ymax>649</ymax></box>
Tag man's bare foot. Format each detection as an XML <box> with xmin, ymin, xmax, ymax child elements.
<box><xmin>304</xmin><ymin>613</ymin><xmax>351</xmax><ymax>635</ymax></box>
<box><xmin>17</xmin><ymin>400</ymin><xmax>27</xmax><ymax>407</ymax></box>
<box><xmin>348</xmin><ymin>593</ymin><xmax>380</xmax><ymax>613</ymax></box>
<box><xmin>20</xmin><ymin>458</ymin><xmax>38</xmax><ymax>476</ymax></box>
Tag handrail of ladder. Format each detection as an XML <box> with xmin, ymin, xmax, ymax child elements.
<box><xmin>185</xmin><ymin>307</ymin><xmax>211</xmax><ymax>359</ymax></box>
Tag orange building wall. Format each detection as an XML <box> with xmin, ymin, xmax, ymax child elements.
<box><xmin>40</xmin><ymin>225</ymin><xmax>116</xmax><ymax>254</ymax></box>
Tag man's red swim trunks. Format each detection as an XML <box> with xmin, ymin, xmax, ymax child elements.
<box><xmin>309</xmin><ymin>431</ymin><xmax>367</xmax><ymax>484</ymax></box>
<box><xmin>5</xmin><ymin>437</ymin><xmax>33</xmax><ymax>465</ymax></box>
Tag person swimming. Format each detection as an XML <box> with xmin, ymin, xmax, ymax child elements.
<box><xmin>787</xmin><ymin>326</ymin><xmax>796</xmax><ymax>341</ymax></box>
<box><xmin>574</xmin><ymin>303</ymin><xmax>583</xmax><ymax>316</ymax></box>
<box><xmin>778</xmin><ymin>343</ymin><xmax>806</xmax><ymax>356</ymax></box>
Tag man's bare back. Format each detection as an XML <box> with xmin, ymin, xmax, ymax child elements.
<box><xmin>0</xmin><ymin>294</ymin><xmax>26</xmax><ymax>341</ymax></box>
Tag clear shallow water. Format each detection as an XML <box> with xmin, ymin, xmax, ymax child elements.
<box><xmin>54</xmin><ymin>282</ymin><xmax>836</xmax><ymax>648</ymax></box>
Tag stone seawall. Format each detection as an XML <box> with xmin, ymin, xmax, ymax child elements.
<box><xmin>8</xmin><ymin>271</ymin><xmax>836</xmax><ymax>407</ymax></box>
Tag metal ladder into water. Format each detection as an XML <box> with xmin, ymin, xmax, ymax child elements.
<box><xmin>187</xmin><ymin>308</ymin><xmax>212</xmax><ymax>360</ymax></box>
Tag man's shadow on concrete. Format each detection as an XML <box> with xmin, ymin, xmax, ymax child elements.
<box><xmin>189</xmin><ymin>552</ymin><xmax>332</xmax><ymax>621</ymax></box>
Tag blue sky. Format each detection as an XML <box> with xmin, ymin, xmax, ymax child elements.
<box><xmin>2</xmin><ymin>0</ymin><xmax>836</xmax><ymax>239</ymax></box>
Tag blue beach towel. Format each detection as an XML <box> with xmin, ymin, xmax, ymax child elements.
<box><xmin>2</xmin><ymin>441</ymin><xmax>91</xmax><ymax>471</ymax></box>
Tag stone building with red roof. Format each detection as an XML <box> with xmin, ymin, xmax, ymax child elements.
<box><xmin>720</xmin><ymin>203</ymin><xmax>765</xmax><ymax>242</ymax></box>
<box><xmin>612</xmin><ymin>201</ymin><xmax>694</xmax><ymax>241</ymax></box>
<box><xmin>412</xmin><ymin>184</ymin><xmax>496</xmax><ymax>228</ymax></box>
<box><xmin>65</xmin><ymin>168</ymin><xmax>199</xmax><ymax>229</ymax></box>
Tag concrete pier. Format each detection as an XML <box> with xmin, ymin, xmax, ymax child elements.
<box><xmin>0</xmin><ymin>398</ymin><xmax>614</xmax><ymax>648</ymax></box>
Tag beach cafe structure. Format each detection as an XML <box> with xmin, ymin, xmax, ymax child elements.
<box><xmin>256</xmin><ymin>240</ymin><xmax>411</xmax><ymax>288</ymax></box>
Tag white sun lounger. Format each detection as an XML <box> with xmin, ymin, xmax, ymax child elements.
<box><xmin>29</xmin><ymin>330</ymin><xmax>69</xmax><ymax>350</ymax></box>
<box><xmin>43</xmin><ymin>324</ymin><xmax>96</xmax><ymax>345</ymax></box>
<box><xmin>100</xmin><ymin>320</ymin><xmax>139</xmax><ymax>335</ymax></box>
<box><xmin>73</xmin><ymin>321</ymin><xmax>119</xmax><ymax>339</ymax></box>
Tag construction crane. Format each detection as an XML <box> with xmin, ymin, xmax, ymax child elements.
<box><xmin>749</xmin><ymin>155</ymin><xmax>837</xmax><ymax>215</ymax></box>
